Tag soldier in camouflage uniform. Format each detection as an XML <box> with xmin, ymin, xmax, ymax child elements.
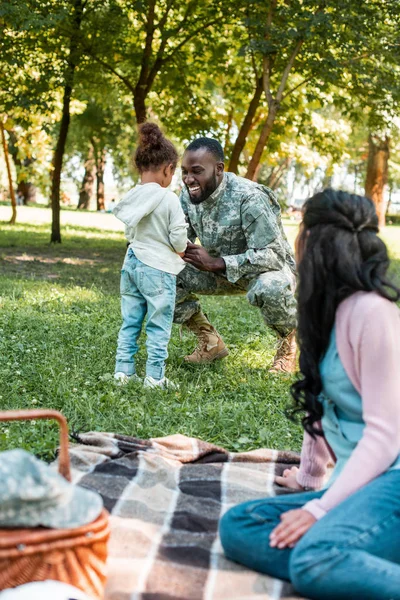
<box><xmin>176</xmin><ymin>138</ymin><xmax>297</xmax><ymax>372</ymax></box>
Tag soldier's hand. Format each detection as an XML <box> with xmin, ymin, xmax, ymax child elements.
<box><xmin>183</xmin><ymin>243</ymin><xmax>226</xmax><ymax>273</ymax></box>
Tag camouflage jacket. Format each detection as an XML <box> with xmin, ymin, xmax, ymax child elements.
<box><xmin>180</xmin><ymin>172</ymin><xmax>296</xmax><ymax>283</ymax></box>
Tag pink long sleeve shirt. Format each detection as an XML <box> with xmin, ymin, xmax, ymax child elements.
<box><xmin>296</xmin><ymin>291</ymin><xmax>400</xmax><ymax>520</ymax></box>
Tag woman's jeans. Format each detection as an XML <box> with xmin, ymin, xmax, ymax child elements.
<box><xmin>115</xmin><ymin>249</ymin><xmax>176</xmax><ymax>380</ymax></box>
<box><xmin>220</xmin><ymin>469</ymin><xmax>400</xmax><ymax>600</ymax></box>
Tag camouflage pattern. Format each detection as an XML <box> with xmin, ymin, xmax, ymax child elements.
<box><xmin>0</xmin><ymin>449</ymin><xmax>103</xmax><ymax>528</ymax></box>
<box><xmin>176</xmin><ymin>172</ymin><xmax>297</xmax><ymax>335</ymax></box>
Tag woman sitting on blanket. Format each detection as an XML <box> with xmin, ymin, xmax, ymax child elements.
<box><xmin>220</xmin><ymin>189</ymin><xmax>400</xmax><ymax>600</ymax></box>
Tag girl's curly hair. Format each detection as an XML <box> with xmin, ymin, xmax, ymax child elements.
<box><xmin>134</xmin><ymin>122</ymin><xmax>178</xmax><ymax>173</ymax></box>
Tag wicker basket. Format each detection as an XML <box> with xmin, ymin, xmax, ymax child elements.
<box><xmin>0</xmin><ymin>409</ymin><xmax>110</xmax><ymax>598</ymax></box>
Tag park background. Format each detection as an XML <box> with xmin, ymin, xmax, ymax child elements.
<box><xmin>1</xmin><ymin>0</ymin><xmax>399</xmax><ymax>456</ymax></box>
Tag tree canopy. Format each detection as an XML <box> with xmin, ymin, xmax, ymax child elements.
<box><xmin>1</xmin><ymin>0</ymin><xmax>399</xmax><ymax>238</ymax></box>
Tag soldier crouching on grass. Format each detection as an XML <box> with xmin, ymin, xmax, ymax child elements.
<box><xmin>175</xmin><ymin>137</ymin><xmax>298</xmax><ymax>373</ymax></box>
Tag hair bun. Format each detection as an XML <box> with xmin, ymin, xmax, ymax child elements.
<box><xmin>138</xmin><ymin>122</ymin><xmax>163</xmax><ymax>149</ymax></box>
<box><xmin>134</xmin><ymin>122</ymin><xmax>178</xmax><ymax>172</ymax></box>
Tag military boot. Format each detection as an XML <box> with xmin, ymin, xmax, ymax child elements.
<box><xmin>184</xmin><ymin>311</ymin><xmax>229</xmax><ymax>364</ymax></box>
<box><xmin>269</xmin><ymin>330</ymin><xmax>297</xmax><ymax>373</ymax></box>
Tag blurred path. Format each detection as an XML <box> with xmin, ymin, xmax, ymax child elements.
<box><xmin>0</xmin><ymin>205</ymin><xmax>125</xmax><ymax>232</ymax></box>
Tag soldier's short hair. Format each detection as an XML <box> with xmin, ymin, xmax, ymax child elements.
<box><xmin>186</xmin><ymin>137</ymin><xmax>224</xmax><ymax>162</ymax></box>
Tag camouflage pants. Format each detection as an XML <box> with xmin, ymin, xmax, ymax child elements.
<box><xmin>174</xmin><ymin>263</ymin><xmax>297</xmax><ymax>336</ymax></box>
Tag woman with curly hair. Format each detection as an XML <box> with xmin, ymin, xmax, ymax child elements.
<box><xmin>220</xmin><ymin>189</ymin><xmax>400</xmax><ymax>599</ymax></box>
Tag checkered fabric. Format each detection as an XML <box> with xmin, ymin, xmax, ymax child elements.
<box><xmin>69</xmin><ymin>432</ymin><xmax>303</xmax><ymax>600</ymax></box>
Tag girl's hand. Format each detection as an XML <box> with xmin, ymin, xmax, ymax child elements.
<box><xmin>177</xmin><ymin>251</ymin><xmax>185</xmax><ymax>257</ymax></box>
<box><xmin>275</xmin><ymin>466</ymin><xmax>304</xmax><ymax>490</ymax></box>
<box><xmin>270</xmin><ymin>509</ymin><xmax>316</xmax><ymax>549</ymax></box>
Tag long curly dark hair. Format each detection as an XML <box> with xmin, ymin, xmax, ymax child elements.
<box><xmin>291</xmin><ymin>189</ymin><xmax>400</xmax><ymax>436</ymax></box>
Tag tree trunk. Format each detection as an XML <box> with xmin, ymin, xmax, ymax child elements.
<box><xmin>386</xmin><ymin>181</ymin><xmax>393</xmax><ymax>216</ymax></box>
<box><xmin>223</xmin><ymin>107</ymin><xmax>234</xmax><ymax>156</ymax></box>
<box><xmin>364</xmin><ymin>133</ymin><xmax>389</xmax><ymax>229</ymax></box>
<box><xmin>322</xmin><ymin>173</ymin><xmax>333</xmax><ymax>189</ymax></box>
<box><xmin>245</xmin><ymin>103</ymin><xmax>278</xmax><ymax>181</ymax></box>
<box><xmin>0</xmin><ymin>121</ymin><xmax>17</xmax><ymax>224</ymax></box>
<box><xmin>244</xmin><ymin>32</ymin><xmax>304</xmax><ymax>181</ymax></box>
<box><xmin>77</xmin><ymin>144</ymin><xmax>96</xmax><ymax>209</ymax></box>
<box><xmin>228</xmin><ymin>78</ymin><xmax>263</xmax><ymax>174</ymax></box>
<box><xmin>7</xmin><ymin>130</ymin><xmax>36</xmax><ymax>204</ymax></box>
<box><xmin>96</xmin><ymin>147</ymin><xmax>106</xmax><ymax>211</ymax></box>
<box><xmin>50</xmin><ymin>80</ymin><xmax>74</xmax><ymax>242</ymax></box>
<box><xmin>18</xmin><ymin>181</ymin><xmax>36</xmax><ymax>204</ymax></box>
<box><xmin>50</xmin><ymin>0</ymin><xmax>83</xmax><ymax>243</ymax></box>
<box><xmin>134</xmin><ymin>90</ymin><xmax>147</xmax><ymax>124</ymax></box>
<box><xmin>266</xmin><ymin>158</ymin><xmax>290</xmax><ymax>189</ymax></box>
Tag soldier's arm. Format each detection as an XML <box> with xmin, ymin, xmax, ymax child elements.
<box><xmin>223</xmin><ymin>191</ymin><xmax>286</xmax><ymax>284</ymax></box>
<box><xmin>179</xmin><ymin>190</ymin><xmax>197</xmax><ymax>243</ymax></box>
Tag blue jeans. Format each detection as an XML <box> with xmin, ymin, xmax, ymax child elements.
<box><xmin>220</xmin><ymin>470</ymin><xmax>400</xmax><ymax>599</ymax></box>
<box><xmin>115</xmin><ymin>249</ymin><xmax>176</xmax><ymax>380</ymax></box>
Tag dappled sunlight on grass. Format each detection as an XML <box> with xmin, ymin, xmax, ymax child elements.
<box><xmin>0</xmin><ymin>277</ymin><xmax>106</xmax><ymax>305</ymax></box>
<box><xmin>63</xmin><ymin>226</ymin><xmax>124</xmax><ymax>241</ymax></box>
<box><xmin>3</xmin><ymin>254</ymin><xmax>99</xmax><ymax>266</ymax></box>
<box><xmin>0</xmin><ymin>223</ymin><xmax>125</xmax><ymax>292</ymax></box>
<box><xmin>231</xmin><ymin>345</ymin><xmax>276</xmax><ymax>369</ymax></box>
<box><xmin>23</xmin><ymin>285</ymin><xmax>103</xmax><ymax>308</ymax></box>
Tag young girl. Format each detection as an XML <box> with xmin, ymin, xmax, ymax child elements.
<box><xmin>113</xmin><ymin>123</ymin><xmax>187</xmax><ymax>389</ymax></box>
<box><xmin>220</xmin><ymin>189</ymin><xmax>400</xmax><ymax>599</ymax></box>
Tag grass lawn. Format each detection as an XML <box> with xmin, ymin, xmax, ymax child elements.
<box><xmin>0</xmin><ymin>209</ymin><xmax>399</xmax><ymax>459</ymax></box>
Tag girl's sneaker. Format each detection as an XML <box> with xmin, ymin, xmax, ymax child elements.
<box><xmin>114</xmin><ymin>372</ymin><xmax>141</xmax><ymax>385</ymax></box>
<box><xmin>143</xmin><ymin>376</ymin><xmax>179</xmax><ymax>390</ymax></box>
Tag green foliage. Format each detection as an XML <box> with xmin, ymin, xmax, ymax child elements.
<box><xmin>234</xmin><ymin>0</ymin><xmax>400</xmax><ymax>175</ymax></box>
<box><xmin>0</xmin><ymin>1</ymin><xmax>58</xmax><ymax>114</ymax></box>
<box><xmin>1</xmin><ymin>0</ymin><xmax>400</xmax><ymax>218</ymax></box>
<box><xmin>65</xmin><ymin>91</ymin><xmax>139</xmax><ymax>187</ymax></box>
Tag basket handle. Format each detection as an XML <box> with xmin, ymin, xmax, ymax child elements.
<box><xmin>0</xmin><ymin>409</ymin><xmax>71</xmax><ymax>481</ymax></box>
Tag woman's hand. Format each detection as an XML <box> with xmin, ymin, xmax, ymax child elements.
<box><xmin>275</xmin><ymin>466</ymin><xmax>304</xmax><ymax>490</ymax></box>
<box><xmin>270</xmin><ymin>509</ymin><xmax>316</xmax><ymax>549</ymax></box>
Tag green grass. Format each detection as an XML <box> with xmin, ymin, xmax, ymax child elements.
<box><xmin>0</xmin><ymin>216</ymin><xmax>399</xmax><ymax>460</ymax></box>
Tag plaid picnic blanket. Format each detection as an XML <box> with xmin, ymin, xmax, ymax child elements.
<box><xmin>69</xmin><ymin>432</ymin><xmax>303</xmax><ymax>600</ymax></box>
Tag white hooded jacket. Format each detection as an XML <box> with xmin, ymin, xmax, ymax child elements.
<box><xmin>113</xmin><ymin>183</ymin><xmax>188</xmax><ymax>275</ymax></box>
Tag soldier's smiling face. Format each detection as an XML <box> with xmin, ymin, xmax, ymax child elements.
<box><xmin>181</xmin><ymin>148</ymin><xmax>224</xmax><ymax>205</ymax></box>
